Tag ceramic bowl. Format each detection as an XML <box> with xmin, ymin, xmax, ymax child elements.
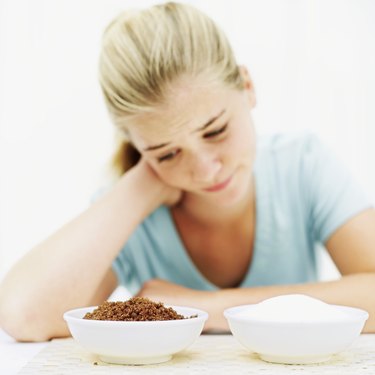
<box><xmin>224</xmin><ymin>302</ymin><xmax>368</xmax><ymax>364</ymax></box>
<box><xmin>64</xmin><ymin>305</ymin><xmax>208</xmax><ymax>365</ymax></box>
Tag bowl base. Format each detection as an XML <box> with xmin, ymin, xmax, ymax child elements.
<box><xmin>259</xmin><ymin>353</ymin><xmax>332</xmax><ymax>365</ymax></box>
<box><xmin>99</xmin><ymin>354</ymin><xmax>172</xmax><ymax>365</ymax></box>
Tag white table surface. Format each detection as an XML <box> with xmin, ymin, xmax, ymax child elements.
<box><xmin>0</xmin><ymin>329</ymin><xmax>47</xmax><ymax>374</ymax></box>
<box><xmin>3</xmin><ymin>328</ymin><xmax>375</xmax><ymax>374</ymax></box>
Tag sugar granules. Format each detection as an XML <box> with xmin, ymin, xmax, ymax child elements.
<box><xmin>236</xmin><ymin>294</ymin><xmax>351</xmax><ymax>322</ymax></box>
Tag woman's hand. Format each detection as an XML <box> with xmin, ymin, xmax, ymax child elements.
<box><xmin>129</xmin><ymin>158</ymin><xmax>183</xmax><ymax>207</ymax></box>
<box><xmin>135</xmin><ymin>278</ymin><xmax>229</xmax><ymax>332</ymax></box>
<box><xmin>136</xmin><ymin>278</ymin><xmax>206</xmax><ymax>306</ymax></box>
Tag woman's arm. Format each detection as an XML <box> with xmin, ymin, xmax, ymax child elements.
<box><xmin>137</xmin><ymin>208</ymin><xmax>375</xmax><ymax>333</ymax></box>
<box><xmin>0</xmin><ymin>161</ymin><xmax>180</xmax><ymax>342</ymax></box>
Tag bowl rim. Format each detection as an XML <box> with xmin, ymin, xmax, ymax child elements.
<box><xmin>63</xmin><ymin>305</ymin><xmax>209</xmax><ymax>326</ymax></box>
<box><xmin>223</xmin><ymin>303</ymin><xmax>369</xmax><ymax>326</ymax></box>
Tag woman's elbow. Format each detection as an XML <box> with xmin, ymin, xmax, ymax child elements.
<box><xmin>0</xmin><ymin>295</ymin><xmax>68</xmax><ymax>342</ymax></box>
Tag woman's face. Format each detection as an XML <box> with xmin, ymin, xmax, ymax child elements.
<box><xmin>127</xmin><ymin>74</ymin><xmax>257</xmax><ymax>207</ymax></box>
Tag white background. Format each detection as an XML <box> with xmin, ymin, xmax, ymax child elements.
<box><xmin>0</xmin><ymin>0</ymin><xmax>374</xmax><ymax>281</ymax></box>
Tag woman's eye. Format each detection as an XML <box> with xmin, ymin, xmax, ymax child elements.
<box><xmin>157</xmin><ymin>149</ymin><xmax>180</xmax><ymax>163</ymax></box>
<box><xmin>203</xmin><ymin>124</ymin><xmax>228</xmax><ymax>139</ymax></box>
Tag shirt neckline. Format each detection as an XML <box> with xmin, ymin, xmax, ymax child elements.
<box><xmin>160</xmin><ymin>159</ymin><xmax>268</xmax><ymax>290</ymax></box>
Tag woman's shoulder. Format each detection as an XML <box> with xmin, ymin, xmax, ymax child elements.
<box><xmin>257</xmin><ymin>131</ymin><xmax>321</xmax><ymax>156</ymax></box>
<box><xmin>255</xmin><ymin>131</ymin><xmax>324</xmax><ymax>173</ymax></box>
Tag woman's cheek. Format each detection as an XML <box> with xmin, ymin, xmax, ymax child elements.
<box><xmin>153</xmin><ymin>165</ymin><xmax>183</xmax><ymax>187</ymax></box>
<box><xmin>230</xmin><ymin>124</ymin><xmax>255</xmax><ymax>156</ymax></box>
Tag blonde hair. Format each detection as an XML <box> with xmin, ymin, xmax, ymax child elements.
<box><xmin>99</xmin><ymin>2</ymin><xmax>244</xmax><ymax>176</ymax></box>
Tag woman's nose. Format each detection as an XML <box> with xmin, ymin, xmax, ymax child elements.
<box><xmin>190</xmin><ymin>152</ymin><xmax>222</xmax><ymax>183</ymax></box>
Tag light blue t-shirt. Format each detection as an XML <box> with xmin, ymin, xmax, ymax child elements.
<box><xmin>112</xmin><ymin>132</ymin><xmax>371</xmax><ymax>294</ymax></box>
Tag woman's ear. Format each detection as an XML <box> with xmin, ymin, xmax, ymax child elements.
<box><xmin>239</xmin><ymin>65</ymin><xmax>256</xmax><ymax>108</ymax></box>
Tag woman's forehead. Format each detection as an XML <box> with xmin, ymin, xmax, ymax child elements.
<box><xmin>127</xmin><ymin>82</ymin><xmax>234</xmax><ymax>147</ymax></box>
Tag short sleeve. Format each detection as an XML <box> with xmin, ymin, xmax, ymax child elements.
<box><xmin>301</xmin><ymin>134</ymin><xmax>372</xmax><ymax>243</ymax></box>
<box><xmin>112</xmin><ymin>243</ymin><xmax>137</xmax><ymax>292</ymax></box>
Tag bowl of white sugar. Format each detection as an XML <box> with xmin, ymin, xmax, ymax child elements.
<box><xmin>224</xmin><ymin>294</ymin><xmax>368</xmax><ymax>364</ymax></box>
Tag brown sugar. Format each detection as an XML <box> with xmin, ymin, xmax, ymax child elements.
<box><xmin>83</xmin><ymin>297</ymin><xmax>195</xmax><ymax>321</ymax></box>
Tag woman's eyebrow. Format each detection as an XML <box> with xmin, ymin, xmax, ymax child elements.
<box><xmin>143</xmin><ymin>142</ymin><xmax>170</xmax><ymax>151</ymax></box>
<box><xmin>143</xmin><ymin>109</ymin><xmax>225</xmax><ymax>151</ymax></box>
<box><xmin>193</xmin><ymin>109</ymin><xmax>225</xmax><ymax>133</ymax></box>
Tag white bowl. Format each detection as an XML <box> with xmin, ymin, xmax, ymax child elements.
<box><xmin>64</xmin><ymin>305</ymin><xmax>208</xmax><ymax>365</ymax></box>
<box><xmin>224</xmin><ymin>303</ymin><xmax>368</xmax><ymax>364</ymax></box>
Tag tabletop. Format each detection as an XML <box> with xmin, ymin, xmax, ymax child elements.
<box><xmin>0</xmin><ymin>329</ymin><xmax>46</xmax><ymax>374</ymax></box>
<box><xmin>1</xmin><ymin>328</ymin><xmax>375</xmax><ymax>374</ymax></box>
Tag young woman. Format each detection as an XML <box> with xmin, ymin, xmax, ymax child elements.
<box><xmin>1</xmin><ymin>2</ymin><xmax>375</xmax><ymax>342</ymax></box>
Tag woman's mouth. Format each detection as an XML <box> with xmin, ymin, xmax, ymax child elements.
<box><xmin>203</xmin><ymin>175</ymin><xmax>233</xmax><ymax>192</ymax></box>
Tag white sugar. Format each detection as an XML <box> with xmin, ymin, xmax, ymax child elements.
<box><xmin>237</xmin><ymin>294</ymin><xmax>350</xmax><ymax>322</ymax></box>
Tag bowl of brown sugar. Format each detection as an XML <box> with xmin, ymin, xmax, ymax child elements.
<box><xmin>63</xmin><ymin>297</ymin><xmax>208</xmax><ymax>365</ymax></box>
